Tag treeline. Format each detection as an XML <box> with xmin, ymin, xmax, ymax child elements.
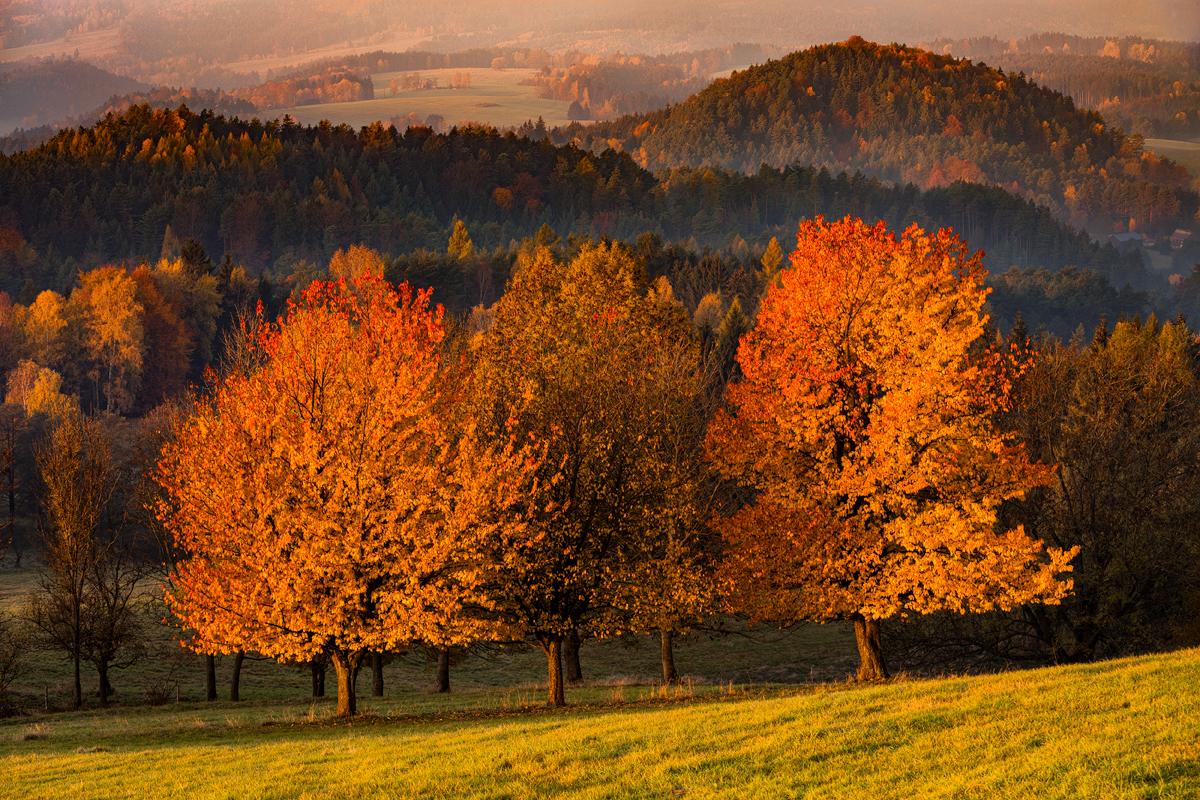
<box><xmin>519</xmin><ymin>44</ymin><xmax>780</xmax><ymax>122</ymax></box>
<box><xmin>228</xmin><ymin>66</ymin><xmax>373</xmax><ymax>110</ymax></box>
<box><xmin>2</xmin><ymin>229</ymin><xmax>1198</xmax><ymax>713</ymax></box>
<box><xmin>0</xmin><ymin>103</ymin><xmax>1173</xmax><ymax>310</ymax></box>
<box><xmin>2</xmin><ymin>222</ymin><xmax>1187</xmax><ymax>432</ymax></box>
<box><xmin>526</xmin><ymin>60</ymin><xmax>705</xmax><ymax>122</ymax></box>
<box><xmin>1</xmin><ymin>85</ymin><xmax>255</xmax><ymax>157</ymax></box>
<box><xmin>581</xmin><ymin>38</ymin><xmax>1199</xmax><ymax>238</ymax></box>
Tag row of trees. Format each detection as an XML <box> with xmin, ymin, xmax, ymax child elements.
<box><xmin>5</xmin><ymin>220</ymin><xmax>1197</xmax><ymax>712</ymax></box>
<box><xmin>0</xmin><ymin>250</ymin><xmax>236</xmax><ymax>416</ymax></box>
<box><xmin>156</xmin><ymin>221</ymin><xmax>1077</xmax><ymax>715</ymax></box>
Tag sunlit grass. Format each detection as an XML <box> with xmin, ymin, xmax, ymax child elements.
<box><xmin>1</xmin><ymin>649</ymin><xmax>1197</xmax><ymax>798</ymax></box>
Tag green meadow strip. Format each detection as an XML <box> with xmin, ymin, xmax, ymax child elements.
<box><xmin>2</xmin><ymin>649</ymin><xmax>1197</xmax><ymax>799</ymax></box>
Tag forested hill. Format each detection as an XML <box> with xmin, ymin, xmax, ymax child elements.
<box><xmin>579</xmin><ymin>38</ymin><xmax>1198</xmax><ymax>240</ymax></box>
<box><xmin>1</xmin><ymin>102</ymin><xmax>1173</xmax><ymax>335</ymax></box>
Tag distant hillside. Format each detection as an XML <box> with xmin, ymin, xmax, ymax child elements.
<box><xmin>0</xmin><ymin>58</ymin><xmax>146</xmax><ymax>132</ymax></box>
<box><xmin>926</xmin><ymin>34</ymin><xmax>1200</xmax><ymax>141</ymax></box>
<box><xmin>0</xmin><ymin>103</ymin><xmax>1155</xmax><ymax>310</ymax></box>
<box><xmin>578</xmin><ymin>38</ymin><xmax>1199</xmax><ymax>239</ymax></box>
<box><xmin>0</xmin><ymin>86</ymin><xmax>258</xmax><ymax>155</ymax></box>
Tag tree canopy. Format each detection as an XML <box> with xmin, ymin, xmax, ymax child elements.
<box><xmin>707</xmin><ymin>216</ymin><xmax>1078</xmax><ymax>679</ymax></box>
<box><xmin>159</xmin><ymin>275</ymin><xmax>536</xmax><ymax>715</ymax></box>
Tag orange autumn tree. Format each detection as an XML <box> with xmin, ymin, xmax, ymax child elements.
<box><xmin>707</xmin><ymin>216</ymin><xmax>1077</xmax><ymax>680</ymax></box>
<box><xmin>158</xmin><ymin>276</ymin><xmax>536</xmax><ymax>716</ymax></box>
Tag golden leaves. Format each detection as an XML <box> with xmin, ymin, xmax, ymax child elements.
<box><xmin>159</xmin><ymin>275</ymin><xmax>539</xmax><ymax>661</ymax></box>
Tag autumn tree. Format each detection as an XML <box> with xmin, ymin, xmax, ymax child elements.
<box><xmin>27</xmin><ymin>408</ymin><xmax>117</xmax><ymax>707</ymax></box>
<box><xmin>472</xmin><ymin>243</ymin><xmax>712</xmax><ymax>705</ymax></box>
<box><xmin>14</xmin><ymin>290</ymin><xmax>68</xmax><ymax>372</ymax></box>
<box><xmin>159</xmin><ymin>276</ymin><xmax>536</xmax><ymax>717</ymax></box>
<box><xmin>757</xmin><ymin>237</ymin><xmax>784</xmax><ymax>296</ymax></box>
<box><xmin>447</xmin><ymin>220</ymin><xmax>474</xmax><ymax>261</ymax></box>
<box><xmin>328</xmin><ymin>244</ymin><xmax>386</xmax><ymax>281</ymax></box>
<box><xmin>707</xmin><ymin>217</ymin><xmax>1077</xmax><ymax>680</ymax></box>
<box><xmin>75</xmin><ymin>267</ymin><xmax>144</xmax><ymax>414</ymax></box>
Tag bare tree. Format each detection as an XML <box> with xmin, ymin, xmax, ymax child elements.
<box><xmin>26</xmin><ymin>409</ymin><xmax>147</xmax><ymax>707</ymax></box>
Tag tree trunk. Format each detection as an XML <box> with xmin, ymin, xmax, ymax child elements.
<box><xmin>230</xmin><ymin>651</ymin><xmax>244</xmax><ymax>701</ymax></box>
<box><xmin>98</xmin><ymin>664</ymin><xmax>111</xmax><ymax>707</ymax></box>
<box><xmin>73</xmin><ymin>610</ymin><xmax>82</xmax><ymax>709</ymax></box>
<box><xmin>436</xmin><ymin>648</ymin><xmax>450</xmax><ymax>693</ymax></box>
<box><xmin>564</xmin><ymin>629</ymin><xmax>583</xmax><ymax>683</ymax></box>
<box><xmin>206</xmin><ymin>654</ymin><xmax>217</xmax><ymax>701</ymax></box>
<box><xmin>661</xmin><ymin>629</ymin><xmax>679</xmax><ymax>685</ymax></box>
<box><xmin>371</xmin><ymin>652</ymin><xmax>384</xmax><ymax>697</ymax></box>
<box><xmin>542</xmin><ymin>637</ymin><xmax>565</xmax><ymax>707</ymax></box>
<box><xmin>311</xmin><ymin>661</ymin><xmax>325</xmax><ymax>697</ymax></box>
<box><xmin>329</xmin><ymin>650</ymin><xmax>361</xmax><ymax>717</ymax></box>
<box><xmin>853</xmin><ymin>615</ymin><xmax>889</xmax><ymax>681</ymax></box>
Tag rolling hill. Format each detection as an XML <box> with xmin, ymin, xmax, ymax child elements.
<box><xmin>578</xmin><ymin>38</ymin><xmax>1199</xmax><ymax>239</ymax></box>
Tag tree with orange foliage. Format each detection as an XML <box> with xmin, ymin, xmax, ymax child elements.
<box><xmin>328</xmin><ymin>244</ymin><xmax>387</xmax><ymax>281</ymax></box>
<box><xmin>158</xmin><ymin>276</ymin><xmax>537</xmax><ymax>716</ymax></box>
<box><xmin>707</xmin><ymin>216</ymin><xmax>1077</xmax><ymax>680</ymax></box>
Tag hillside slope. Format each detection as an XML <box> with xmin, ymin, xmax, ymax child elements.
<box><xmin>581</xmin><ymin>38</ymin><xmax>1199</xmax><ymax>238</ymax></box>
<box><xmin>0</xmin><ymin>647</ymin><xmax>1197</xmax><ymax>798</ymax></box>
<box><xmin>0</xmin><ymin>58</ymin><xmax>146</xmax><ymax>133</ymax></box>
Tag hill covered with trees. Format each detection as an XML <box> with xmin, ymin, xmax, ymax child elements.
<box><xmin>0</xmin><ymin>103</ymin><xmax>1160</xmax><ymax>306</ymax></box>
<box><xmin>0</xmin><ymin>58</ymin><xmax>147</xmax><ymax>132</ymax></box>
<box><xmin>578</xmin><ymin>38</ymin><xmax>1199</xmax><ymax>241</ymax></box>
<box><xmin>926</xmin><ymin>33</ymin><xmax>1200</xmax><ymax>140</ymax></box>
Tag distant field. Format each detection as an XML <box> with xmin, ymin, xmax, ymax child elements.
<box><xmin>1145</xmin><ymin>138</ymin><xmax>1200</xmax><ymax>180</ymax></box>
<box><xmin>1</xmin><ymin>648</ymin><xmax>1197</xmax><ymax>798</ymax></box>
<box><xmin>0</xmin><ymin>27</ymin><xmax>122</xmax><ymax>63</ymax></box>
<box><xmin>264</xmin><ymin>68</ymin><xmax>575</xmax><ymax>131</ymax></box>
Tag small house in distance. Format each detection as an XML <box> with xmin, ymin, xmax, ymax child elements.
<box><xmin>1108</xmin><ymin>232</ymin><xmax>1151</xmax><ymax>252</ymax></box>
<box><xmin>1170</xmin><ymin>230</ymin><xmax>1193</xmax><ymax>249</ymax></box>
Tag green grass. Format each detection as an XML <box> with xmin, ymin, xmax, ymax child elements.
<box><xmin>1</xmin><ymin>649</ymin><xmax>1198</xmax><ymax>798</ymax></box>
<box><xmin>1144</xmin><ymin>138</ymin><xmax>1200</xmax><ymax>180</ymax></box>
<box><xmin>265</xmin><ymin>68</ymin><xmax>575</xmax><ymax>131</ymax></box>
<box><xmin>5</xmin><ymin>563</ymin><xmax>1195</xmax><ymax>797</ymax></box>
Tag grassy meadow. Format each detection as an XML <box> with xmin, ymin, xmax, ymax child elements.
<box><xmin>1144</xmin><ymin>138</ymin><xmax>1200</xmax><ymax>181</ymax></box>
<box><xmin>0</xmin><ymin>648</ymin><xmax>1197</xmax><ymax>798</ymax></box>
<box><xmin>266</xmin><ymin>69</ymin><xmax>575</xmax><ymax>131</ymax></box>
<box><xmin>2</xmin><ymin>561</ymin><xmax>1199</xmax><ymax>798</ymax></box>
